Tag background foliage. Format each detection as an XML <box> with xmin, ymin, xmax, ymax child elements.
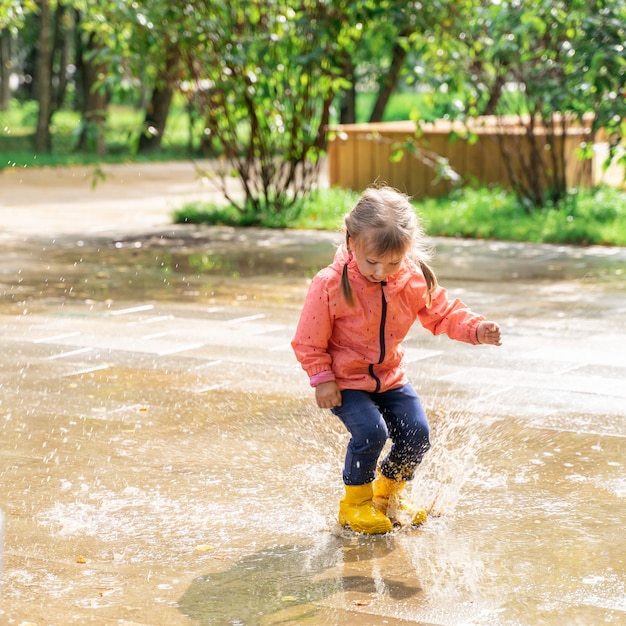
<box><xmin>1</xmin><ymin>0</ymin><xmax>625</xmax><ymax>220</ymax></box>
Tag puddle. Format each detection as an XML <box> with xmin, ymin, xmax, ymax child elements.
<box><xmin>1</xmin><ymin>228</ymin><xmax>625</xmax><ymax>625</ymax></box>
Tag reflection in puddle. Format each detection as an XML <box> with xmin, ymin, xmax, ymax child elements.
<box><xmin>2</xmin><ymin>230</ymin><xmax>625</xmax><ymax>311</ymax></box>
<box><xmin>0</xmin><ymin>229</ymin><xmax>337</xmax><ymax>308</ymax></box>
<box><xmin>178</xmin><ymin>538</ymin><xmax>421</xmax><ymax>625</ymax></box>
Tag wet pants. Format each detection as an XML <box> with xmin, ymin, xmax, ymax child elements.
<box><xmin>331</xmin><ymin>383</ymin><xmax>431</xmax><ymax>486</ymax></box>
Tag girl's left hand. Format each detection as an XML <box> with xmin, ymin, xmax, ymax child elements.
<box><xmin>477</xmin><ymin>321</ymin><xmax>502</xmax><ymax>346</ymax></box>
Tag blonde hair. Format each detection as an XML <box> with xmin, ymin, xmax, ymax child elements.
<box><xmin>341</xmin><ymin>186</ymin><xmax>438</xmax><ymax>306</ymax></box>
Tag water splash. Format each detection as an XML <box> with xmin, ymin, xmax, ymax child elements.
<box><xmin>412</xmin><ymin>406</ymin><xmax>491</xmax><ymax>517</ymax></box>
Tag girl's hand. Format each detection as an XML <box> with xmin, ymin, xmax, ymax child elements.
<box><xmin>315</xmin><ymin>381</ymin><xmax>342</xmax><ymax>409</ymax></box>
<box><xmin>477</xmin><ymin>321</ymin><xmax>502</xmax><ymax>346</ymax></box>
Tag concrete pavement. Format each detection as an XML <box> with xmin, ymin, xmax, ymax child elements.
<box><xmin>1</xmin><ymin>160</ymin><xmax>235</xmax><ymax>238</ymax></box>
<box><xmin>1</xmin><ymin>162</ymin><xmax>626</xmax><ymax>625</ymax></box>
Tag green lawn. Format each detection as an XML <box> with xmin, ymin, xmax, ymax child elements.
<box><xmin>0</xmin><ymin>100</ymin><xmax>196</xmax><ymax>168</ymax></box>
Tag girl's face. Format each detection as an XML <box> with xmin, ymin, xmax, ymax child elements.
<box><xmin>349</xmin><ymin>236</ymin><xmax>406</xmax><ymax>283</ymax></box>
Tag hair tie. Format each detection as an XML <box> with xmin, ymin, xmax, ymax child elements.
<box><xmin>346</xmin><ymin>253</ymin><xmax>353</xmax><ymax>265</ymax></box>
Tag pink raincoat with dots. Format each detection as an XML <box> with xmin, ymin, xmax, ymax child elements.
<box><xmin>291</xmin><ymin>245</ymin><xmax>485</xmax><ymax>393</ymax></box>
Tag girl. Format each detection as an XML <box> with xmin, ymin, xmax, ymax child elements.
<box><xmin>292</xmin><ymin>186</ymin><xmax>502</xmax><ymax>534</ymax></box>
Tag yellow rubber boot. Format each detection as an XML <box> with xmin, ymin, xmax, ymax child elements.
<box><xmin>373</xmin><ymin>474</ymin><xmax>427</xmax><ymax>527</ymax></box>
<box><xmin>338</xmin><ymin>483</ymin><xmax>393</xmax><ymax>534</ymax></box>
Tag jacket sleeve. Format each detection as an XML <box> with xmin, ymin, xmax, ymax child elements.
<box><xmin>417</xmin><ymin>285</ymin><xmax>484</xmax><ymax>344</ymax></box>
<box><xmin>291</xmin><ymin>273</ymin><xmax>336</xmax><ymax>385</ymax></box>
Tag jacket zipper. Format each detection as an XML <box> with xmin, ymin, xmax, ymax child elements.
<box><xmin>368</xmin><ymin>282</ymin><xmax>387</xmax><ymax>392</ymax></box>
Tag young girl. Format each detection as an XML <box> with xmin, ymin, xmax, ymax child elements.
<box><xmin>292</xmin><ymin>186</ymin><xmax>502</xmax><ymax>534</ymax></box>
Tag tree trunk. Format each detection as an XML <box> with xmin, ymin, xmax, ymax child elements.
<box><xmin>76</xmin><ymin>30</ymin><xmax>108</xmax><ymax>155</ymax></box>
<box><xmin>51</xmin><ymin>3</ymin><xmax>72</xmax><ymax>111</ymax></box>
<box><xmin>138</xmin><ymin>44</ymin><xmax>181</xmax><ymax>153</ymax></box>
<box><xmin>481</xmin><ymin>75</ymin><xmax>505</xmax><ymax>116</ymax></box>
<box><xmin>35</xmin><ymin>0</ymin><xmax>53</xmax><ymax>152</ymax></box>
<box><xmin>368</xmin><ymin>38</ymin><xmax>408</xmax><ymax>123</ymax></box>
<box><xmin>339</xmin><ymin>56</ymin><xmax>356</xmax><ymax>124</ymax></box>
<box><xmin>0</xmin><ymin>29</ymin><xmax>11</xmax><ymax>111</ymax></box>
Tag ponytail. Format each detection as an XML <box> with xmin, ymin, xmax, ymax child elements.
<box><xmin>342</xmin><ymin>232</ymin><xmax>354</xmax><ymax>306</ymax></box>
<box><xmin>341</xmin><ymin>261</ymin><xmax>354</xmax><ymax>306</ymax></box>
<box><xmin>418</xmin><ymin>259</ymin><xmax>438</xmax><ymax>308</ymax></box>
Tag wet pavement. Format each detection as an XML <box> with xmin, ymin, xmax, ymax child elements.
<box><xmin>1</xmin><ymin>163</ymin><xmax>626</xmax><ymax>625</ymax></box>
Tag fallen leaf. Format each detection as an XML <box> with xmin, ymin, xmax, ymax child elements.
<box><xmin>194</xmin><ymin>544</ymin><xmax>215</xmax><ymax>552</ymax></box>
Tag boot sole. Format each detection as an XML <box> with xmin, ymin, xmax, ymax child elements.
<box><xmin>338</xmin><ymin>517</ymin><xmax>392</xmax><ymax>534</ymax></box>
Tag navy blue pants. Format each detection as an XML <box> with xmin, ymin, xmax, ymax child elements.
<box><xmin>331</xmin><ymin>383</ymin><xmax>431</xmax><ymax>486</ymax></box>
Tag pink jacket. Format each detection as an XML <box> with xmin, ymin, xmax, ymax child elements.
<box><xmin>291</xmin><ymin>245</ymin><xmax>485</xmax><ymax>393</ymax></box>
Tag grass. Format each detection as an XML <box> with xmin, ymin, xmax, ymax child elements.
<box><xmin>356</xmin><ymin>91</ymin><xmax>459</xmax><ymax>123</ymax></box>
<box><xmin>174</xmin><ymin>186</ymin><xmax>361</xmax><ymax>231</ymax></box>
<box><xmin>174</xmin><ymin>185</ymin><xmax>626</xmax><ymax>247</ymax></box>
<box><xmin>418</xmin><ymin>186</ymin><xmax>626</xmax><ymax>247</ymax></box>
<box><xmin>0</xmin><ymin>99</ymin><xmax>197</xmax><ymax>169</ymax></box>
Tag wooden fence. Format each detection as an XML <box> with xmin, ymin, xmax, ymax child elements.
<box><xmin>327</xmin><ymin>116</ymin><xmax>595</xmax><ymax>198</ymax></box>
